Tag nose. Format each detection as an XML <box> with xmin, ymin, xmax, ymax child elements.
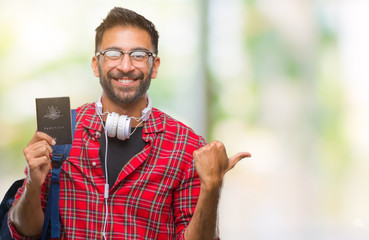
<box><xmin>116</xmin><ymin>53</ymin><xmax>135</xmax><ymax>72</ymax></box>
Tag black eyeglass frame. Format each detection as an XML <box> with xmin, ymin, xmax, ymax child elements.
<box><xmin>95</xmin><ymin>49</ymin><xmax>157</xmax><ymax>59</ymax></box>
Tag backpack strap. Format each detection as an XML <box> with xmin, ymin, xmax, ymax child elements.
<box><xmin>0</xmin><ymin>179</ymin><xmax>25</xmax><ymax>239</ymax></box>
<box><xmin>41</xmin><ymin>109</ymin><xmax>77</xmax><ymax>240</ymax></box>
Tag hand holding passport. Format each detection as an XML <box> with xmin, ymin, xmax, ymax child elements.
<box><xmin>36</xmin><ymin>97</ymin><xmax>73</xmax><ymax>145</ymax></box>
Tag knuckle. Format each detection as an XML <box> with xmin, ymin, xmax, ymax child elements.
<box><xmin>215</xmin><ymin>141</ymin><xmax>224</xmax><ymax>149</ymax></box>
<box><xmin>35</xmin><ymin>131</ymin><xmax>43</xmax><ymax>138</ymax></box>
<box><xmin>211</xmin><ymin>140</ymin><xmax>220</xmax><ymax>147</ymax></box>
<box><xmin>194</xmin><ymin>149</ymin><xmax>203</xmax><ymax>156</ymax></box>
<box><xmin>41</xmin><ymin>146</ymin><xmax>48</xmax><ymax>153</ymax></box>
<box><xmin>23</xmin><ymin>149</ymin><xmax>32</xmax><ymax>159</ymax></box>
<box><xmin>28</xmin><ymin>160</ymin><xmax>37</xmax><ymax>168</ymax></box>
<box><xmin>205</xmin><ymin>142</ymin><xmax>213</xmax><ymax>149</ymax></box>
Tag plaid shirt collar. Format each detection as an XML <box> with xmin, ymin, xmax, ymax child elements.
<box><xmin>80</xmin><ymin>103</ymin><xmax>165</xmax><ymax>140</ymax></box>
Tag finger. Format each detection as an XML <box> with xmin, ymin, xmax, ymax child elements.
<box><xmin>24</xmin><ymin>144</ymin><xmax>53</xmax><ymax>163</ymax></box>
<box><xmin>31</xmin><ymin>140</ymin><xmax>53</xmax><ymax>152</ymax></box>
<box><xmin>28</xmin><ymin>155</ymin><xmax>51</xmax><ymax>169</ymax></box>
<box><xmin>28</xmin><ymin>131</ymin><xmax>56</xmax><ymax>147</ymax></box>
<box><xmin>211</xmin><ymin>140</ymin><xmax>225</xmax><ymax>151</ymax></box>
<box><xmin>25</xmin><ymin>140</ymin><xmax>53</xmax><ymax>157</ymax></box>
<box><xmin>227</xmin><ymin>152</ymin><xmax>251</xmax><ymax>171</ymax></box>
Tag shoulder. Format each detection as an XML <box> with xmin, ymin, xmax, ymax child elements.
<box><xmin>73</xmin><ymin>102</ymin><xmax>97</xmax><ymax>122</ymax></box>
<box><xmin>149</xmin><ymin>108</ymin><xmax>207</xmax><ymax>147</ymax></box>
<box><xmin>72</xmin><ymin>102</ymin><xmax>101</xmax><ymax>131</ymax></box>
<box><xmin>75</xmin><ymin>102</ymin><xmax>95</xmax><ymax>116</ymax></box>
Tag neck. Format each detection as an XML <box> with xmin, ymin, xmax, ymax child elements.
<box><xmin>100</xmin><ymin>94</ymin><xmax>148</xmax><ymax>127</ymax></box>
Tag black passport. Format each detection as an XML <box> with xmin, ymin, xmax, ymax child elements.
<box><xmin>36</xmin><ymin>97</ymin><xmax>72</xmax><ymax>145</ymax></box>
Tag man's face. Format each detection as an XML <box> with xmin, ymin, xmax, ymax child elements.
<box><xmin>92</xmin><ymin>26</ymin><xmax>160</xmax><ymax>105</ymax></box>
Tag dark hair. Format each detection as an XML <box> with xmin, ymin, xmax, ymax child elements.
<box><xmin>95</xmin><ymin>7</ymin><xmax>159</xmax><ymax>55</ymax></box>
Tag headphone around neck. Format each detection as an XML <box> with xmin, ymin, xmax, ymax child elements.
<box><xmin>95</xmin><ymin>94</ymin><xmax>153</xmax><ymax>238</ymax></box>
<box><xmin>95</xmin><ymin>94</ymin><xmax>152</xmax><ymax>140</ymax></box>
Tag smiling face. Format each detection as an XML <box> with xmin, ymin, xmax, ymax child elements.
<box><xmin>92</xmin><ymin>26</ymin><xmax>160</xmax><ymax>105</ymax></box>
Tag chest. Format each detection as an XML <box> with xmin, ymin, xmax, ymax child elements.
<box><xmin>98</xmin><ymin>128</ymin><xmax>147</xmax><ymax>188</ymax></box>
<box><xmin>60</xmin><ymin>127</ymin><xmax>191</xmax><ymax>199</ymax></box>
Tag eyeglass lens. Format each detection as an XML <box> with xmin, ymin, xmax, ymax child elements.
<box><xmin>103</xmin><ymin>50</ymin><xmax>151</xmax><ymax>68</ymax></box>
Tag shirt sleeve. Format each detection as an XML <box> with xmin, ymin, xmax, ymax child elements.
<box><xmin>174</xmin><ymin>161</ymin><xmax>201</xmax><ymax>239</ymax></box>
<box><xmin>173</xmin><ymin>136</ymin><xmax>205</xmax><ymax>239</ymax></box>
<box><xmin>173</xmin><ymin>136</ymin><xmax>221</xmax><ymax>240</ymax></box>
<box><xmin>8</xmin><ymin>168</ymin><xmax>50</xmax><ymax>240</ymax></box>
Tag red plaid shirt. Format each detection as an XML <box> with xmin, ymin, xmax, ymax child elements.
<box><xmin>10</xmin><ymin>103</ymin><xmax>206</xmax><ymax>239</ymax></box>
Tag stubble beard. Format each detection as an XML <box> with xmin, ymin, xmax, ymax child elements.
<box><xmin>98</xmin><ymin>64</ymin><xmax>153</xmax><ymax>105</ymax></box>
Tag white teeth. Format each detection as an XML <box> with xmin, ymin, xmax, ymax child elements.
<box><xmin>118</xmin><ymin>79</ymin><xmax>134</xmax><ymax>84</ymax></box>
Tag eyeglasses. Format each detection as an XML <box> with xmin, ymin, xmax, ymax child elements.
<box><xmin>96</xmin><ymin>49</ymin><xmax>156</xmax><ymax>68</ymax></box>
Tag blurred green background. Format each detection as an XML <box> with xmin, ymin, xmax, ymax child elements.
<box><xmin>1</xmin><ymin>0</ymin><xmax>369</xmax><ymax>239</ymax></box>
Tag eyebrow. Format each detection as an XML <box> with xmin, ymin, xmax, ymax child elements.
<box><xmin>103</xmin><ymin>46</ymin><xmax>151</xmax><ymax>52</ymax></box>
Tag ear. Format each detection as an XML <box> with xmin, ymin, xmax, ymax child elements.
<box><xmin>91</xmin><ymin>56</ymin><xmax>100</xmax><ymax>77</ymax></box>
<box><xmin>150</xmin><ymin>57</ymin><xmax>160</xmax><ymax>79</ymax></box>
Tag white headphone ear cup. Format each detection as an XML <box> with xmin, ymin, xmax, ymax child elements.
<box><xmin>117</xmin><ymin>115</ymin><xmax>131</xmax><ymax>140</ymax></box>
<box><xmin>105</xmin><ymin>112</ymin><xmax>119</xmax><ymax>138</ymax></box>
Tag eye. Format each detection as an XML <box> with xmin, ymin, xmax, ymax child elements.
<box><xmin>104</xmin><ymin>50</ymin><xmax>122</xmax><ymax>60</ymax></box>
<box><xmin>130</xmin><ymin>51</ymin><xmax>147</xmax><ymax>60</ymax></box>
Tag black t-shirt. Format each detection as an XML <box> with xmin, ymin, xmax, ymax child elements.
<box><xmin>99</xmin><ymin>127</ymin><xmax>147</xmax><ymax>188</ymax></box>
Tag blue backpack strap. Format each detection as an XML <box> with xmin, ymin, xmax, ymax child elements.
<box><xmin>0</xmin><ymin>179</ymin><xmax>25</xmax><ymax>239</ymax></box>
<box><xmin>41</xmin><ymin>109</ymin><xmax>76</xmax><ymax>240</ymax></box>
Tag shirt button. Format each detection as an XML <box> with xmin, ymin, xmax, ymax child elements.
<box><xmin>92</xmin><ymin>162</ymin><xmax>96</xmax><ymax>167</ymax></box>
<box><xmin>95</xmin><ymin>132</ymin><xmax>101</xmax><ymax>138</ymax></box>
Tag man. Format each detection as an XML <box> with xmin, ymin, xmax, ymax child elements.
<box><xmin>8</xmin><ymin>7</ymin><xmax>250</xmax><ymax>240</ymax></box>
